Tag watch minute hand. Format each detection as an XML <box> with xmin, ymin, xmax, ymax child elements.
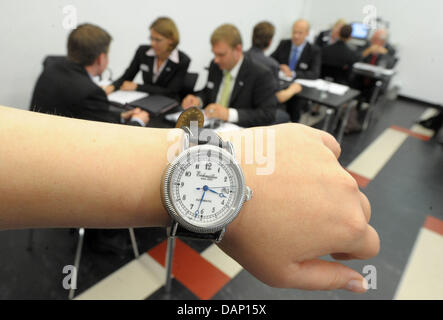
<box><xmin>207</xmin><ymin>187</ymin><xmax>227</xmax><ymax>198</ymax></box>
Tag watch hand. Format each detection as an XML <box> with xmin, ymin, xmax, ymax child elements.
<box><xmin>195</xmin><ymin>185</ymin><xmax>208</xmax><ymax>217</ymax></box>
<box><xmin>207</xmin><ymin>188</ymin><xmax>227</xmax><ymax>198</ymax></box>
<box><xmin>205</xmin><ymin>186</ymin><xmax>232</xmax><ymax>188</ymax></box>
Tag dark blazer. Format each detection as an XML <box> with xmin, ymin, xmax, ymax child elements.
<box><xmin>197</xmin><ymin>55</ymin><xmax>277</xmax><ymax>128</ymax></box>
<box><xmin>315</xmin><ymin>30</ymin><xmax>333</xmax><ymax>48</ymax></box>
<box><xmin>246</xmin><ymin>46</ymin><xmax>280</xmax><ymax>84</ymax></box>
<box><xmin>30</xmin><ymin>57</ymin><xmax>131</xmax><ymax>124</ymax></box>
<box><xmin>112</xmin><ymin>45</ymin><xmax>191</xmax><ymax>100</ymax></box>
<box><xmin>322</xmin><ymin>40</ymin><xmax>360</xmax><ymax>68</ymax></box>
<box><xmin>321</xmin><ymin>40</ymin><xmax>360</xmax><ymax>84</ymax></box>
<box><xmin>271</xmin><ymin>40</ymin><xmax>322</xmax><ymax>80</ymax></box>
<box><xmin>359</xmin><ymin>41</ymin><xmax>397</xmax><ymax>68</ymax></box>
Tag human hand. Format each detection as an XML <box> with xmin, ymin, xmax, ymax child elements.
<box><xmin>289</xmin><ymin>82</ymin><xmax>302</xmax><ymax>95</ymax></box>
<box><xmin>103</xmin><ymin>85</ymin><xmax>115</xmax><ymax>95</ymax></box>
<box><xmin>375</xmin><ymin>46</ymin><xmax>388</xmax><ymax>55</ymax></box>
<box><xmin>280</xmin><ymin>64</ymin><xmax>293</xmax><ymax>78</ymax></box>
<box><xmin>218</xmin><ymin>123</ymin><xmax>379</xmax><ymax>293</ymax></box>
<box><xmin>120</xmin><ymin>81</ymin><xmax>138</xmax><ymax>91</ymax></box>
<box><xmin>120</xmin><ymin>108</ymin><xmax>138</xmax><ymax>121</ymax></box>
<box><xmin>204</xmin><ymin>103</ymin><xmax>229</xmax><ymax>121</ymax></box>
<box><xmin>131</xmin><ymin>109</ymin><xmax>150</xmax><ymax>125</ymax></box>
<box><xmin>182</xmin><ymin>94</ymin><xmax>201</xmax><ymax>110</ymax></box>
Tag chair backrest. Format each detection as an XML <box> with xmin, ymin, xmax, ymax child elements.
<box><xmin>321</xmin><ymin>64</ymin><xmax>351</xmax><ymax>85</ymax></box>
<box><xmin>43</xmin><ymin>55</ymin><xmax>67</xmax><ymax>69</ymax></box>
<box><xmin>180</xmin><ymin>72</ymin><xmax>199</xmax><ymax>99</ymax></box>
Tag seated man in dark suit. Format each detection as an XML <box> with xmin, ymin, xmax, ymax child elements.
<box><xmin>182</xmin><ymin>24</ymin><xmax>277</xmax><ymax>128</ymax></box>
<box><xmin>351</xmin><ymin>28</ymin><xmax>397</xmax><ymax>108</ymax></box>
<box><xmin>321</xmin><ymin>24</ymin><xmax>360</xmax><ymax>84</ymax></box>
<box><xmin>246</xmin><ymin>21</ymin><xmax>301</xmax><ymax>123</ymax></box>
<box><xmin>271</xmin><ymin>19</ymin><xmax>322</xmax><ymax>122</ymax></box>
<box><xmin>271</xmin><ymin>19</ymin><xmax>322</xmax><ymax>81</ymax></box>
<box><xmin>360</xmin><ymin>29</ymin><xmax>396</xmax><ymax>68</ymax></box>
<box><xmin>30</xmin><ymin>23</ymin><xmax>149</xmax><ymax>254</ymax></box>
<box><xmin>30</xmin><ymin>23</ymin><xmax>149</xmax><ymax>127</ymax></box>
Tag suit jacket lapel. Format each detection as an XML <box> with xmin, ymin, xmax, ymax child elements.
<box><xmin>156</xmin><ymin>59</ymin><xmax>176</xmax><ymax>84</ymax></box>
<box><xmin>144</xmin><ymin>55</ymin><xmax>155</xmax><ymax>81</ymax></box>
<box><xmin>296</xmin><ymin>43</ymin><xmax>309</xmax><ymax>69</ymax></box>
<box><xmin>211</xmin><ymin>66</ymin><xmax>223</xmax><ymax>103</ymax></box>
<box><xmin>229</xmin><ymin>57</ymin><xmax>248</xmax><ymax>106</ymax></box>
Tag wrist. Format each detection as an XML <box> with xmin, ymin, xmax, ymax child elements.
<box><xmin>217</xmin><ymin>128</ymin><xmax>257</xmax><ymax>241</ymax></box>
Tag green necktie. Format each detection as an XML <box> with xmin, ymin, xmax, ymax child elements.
<box><xmin>217</xmin><ymin>71</ymin><xmax>232</xmax><ymax>108</ymax></box>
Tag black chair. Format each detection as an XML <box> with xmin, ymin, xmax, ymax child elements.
<box><xmin>321</xmin><ymin>64</ymin><xmax>352</xmax><ymax>85</ymax></box>
<box><xmin>179</xmin><ymin>72</ymin><xmax>198</xmax><ymax>100</ymax></box>
<box><xmin>42</xmin><ymin>55</ymin><xmax>67</xmax><ymax>68</ymax></box>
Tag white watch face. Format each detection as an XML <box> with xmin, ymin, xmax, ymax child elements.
<box><xmin>164</xmin><ymin>144</ymin><xmax>245</xmax><ymax>233</ymax></box>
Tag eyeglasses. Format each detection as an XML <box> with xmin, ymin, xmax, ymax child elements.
<box><xmin>150</xmin><ymin>36</ymin><xmax>165</xmax><ymax>43</ymax></box>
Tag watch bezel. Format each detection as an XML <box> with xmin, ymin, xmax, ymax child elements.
<box><xmin>162</xmin><ymin>144</ymin><xmax>246</xmax><ymax>234</ymax></box>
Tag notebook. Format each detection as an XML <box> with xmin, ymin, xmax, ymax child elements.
<box><xmin>128</xmin><ymin>95</ymin><xmax>179</xmax><ymax>116</ymax></box>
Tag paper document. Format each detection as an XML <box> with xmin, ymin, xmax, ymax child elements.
<box><xmin>108</xmin><ymin>90</ymin><xmax>149</xmax><ymax>104</ymax></box>
<box><xmin>353</xmin><ymin>62</ymin><xmax>395</xmax><ymax>76</ymax></box>
<box><xmin>278</xmin><ymin>70</ymin><xmax>294</xmax><ymax>82</ymax></box>
<box><xmin>295</xmin><ymin>79</ymin><xmax>349</xmax><ymax>95</ymax></box>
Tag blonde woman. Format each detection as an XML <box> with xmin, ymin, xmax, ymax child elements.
<box><xmin>107</xmin><ymin>17</ymin><xmax>191</xmax><ymax>100</ymax></box>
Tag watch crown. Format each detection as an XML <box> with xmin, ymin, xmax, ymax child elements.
<box><xmin>245</xmin><ymin>186</ymin><xmax>253</xmax><ymax>201</ymax></box>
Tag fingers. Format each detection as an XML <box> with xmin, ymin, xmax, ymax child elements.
<box><xmin>314</xmin><ymin>129</ymin><xmax>342</xmax><ymax>159</ymax></box>
<box><xmin>349</xmin><ymin>224</ymin><xmax>380</xmax><ymax>260</ymax></box>
<box><xmin>285</xmin><ymin>259</ymin><xmax>368</xmax><ymax>293</ymax></box>
<box><xmin>360</xmin><ymin>191</ymin><xmax>371</xmax><ymax>223</ymax></box>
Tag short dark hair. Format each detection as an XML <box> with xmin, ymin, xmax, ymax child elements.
<box><xmin>67</xmin><ymin>23</ymin><xmax>112</xmax><ymax>66</ymax></box>
<box><xmin>340</xmin><ymin>24</ymin><xmax>353</xmax><ymax>40</ymax></box>
<box><xmin>252</xmin><ymin>21</ymin><xmax>275</xmax><ymax>49</ymax></box>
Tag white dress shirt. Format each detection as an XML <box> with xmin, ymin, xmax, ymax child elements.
<box><xmin>146</xmin><ymin>47</ymin><xmax>180</xmax><ymax>83</ymax></box>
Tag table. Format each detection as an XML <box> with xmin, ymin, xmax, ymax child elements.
<box><xmin>281</xmin><ymin>80</ymin><xmax>361</xmax><ymax>144</ymax></box>
<box><xmin>351</xmin><ymin>63</ymin><xmax>396</xmax><ymax>130</ymax></box>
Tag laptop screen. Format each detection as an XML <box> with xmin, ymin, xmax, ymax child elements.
<box><xmin>351</xmin><ymin>22</ymin><xmax>370</xmax><ymax>39</ymax></box>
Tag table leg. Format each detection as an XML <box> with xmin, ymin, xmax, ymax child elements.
<box><xmin>363</xmin><ymin>80</ymin><xmax>383</xmax><ymax>130</ymax></box>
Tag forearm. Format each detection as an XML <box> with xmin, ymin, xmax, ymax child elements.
<box><xmin>0</xmin><ymin>105</ymin><xmax>180</xmax><ymax>230</ymax></box>
<box><xmin>361</xmin><ymin>47</ymin><xmax>372</xmax><ymax>59</ymax></box>
<box><xmin>276</xmin><ymin>87</ymin><xmax>296</xmax><ymax>103</ymax></box>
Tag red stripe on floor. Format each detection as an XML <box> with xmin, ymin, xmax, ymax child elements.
<box><xmin>148</xmin><ymin>239</ymin><xmax>230</xmax><ymax>300</ymax></box>
<box><xmin>346</xmin><ymin>170</ymin><xmax>371</xmax><ymax>188</ymax></box>
<box><xmin>424</xmin><ymin>216</ymin><xmax>443</xmax><ymax>236</ymax></box>
<box><xmin>390</xmin><ymin>125</ymin><xmax>431</xmax><ymax>141</ymax></box>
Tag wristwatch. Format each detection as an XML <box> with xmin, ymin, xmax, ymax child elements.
<box><xmin>161</xmin><ymin>115</ymin><xmax>252</xmax><ymax>243</ymax></box>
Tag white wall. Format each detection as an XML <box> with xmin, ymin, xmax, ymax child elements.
<box><xmin>0</xmin><ymin>0</ymin><xmax>309</xmax><ymax>110</ymax></box>
<box><xmin>303</xmin><ymin>0</ymin><xmax>443</xmax><ymax>105</ymax></box>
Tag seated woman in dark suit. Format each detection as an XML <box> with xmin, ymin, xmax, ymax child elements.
<box><xmin>106</xmin><ymin>17</ymin><xmax>191</xmax><ymax>101</ymax></box>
